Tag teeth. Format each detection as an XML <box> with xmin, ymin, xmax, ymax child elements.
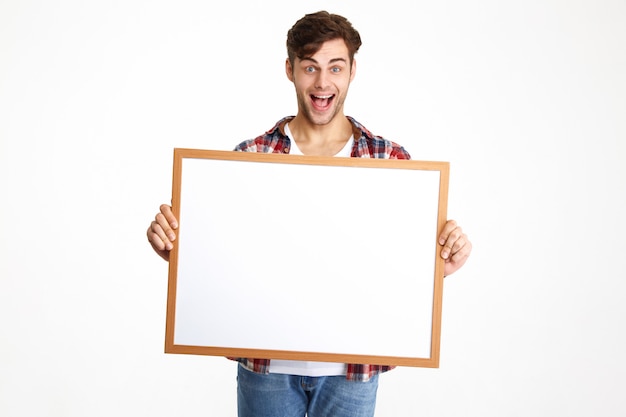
<box><xmin>313</xmin><ymin>95</ymin><xmax>333</xmax><ymax>99</ymax></box>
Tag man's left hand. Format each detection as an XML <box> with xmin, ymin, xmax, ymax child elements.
<box><xmin>438</xmin><ymin>220</ymin><xmax>472</xmax><ymax>277</ymax></box>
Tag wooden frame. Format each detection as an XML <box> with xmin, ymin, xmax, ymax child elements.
<box><xmin>165</xmin><ymin>149</ymin><xmax>449</xmax><ymax>368</ymax></box>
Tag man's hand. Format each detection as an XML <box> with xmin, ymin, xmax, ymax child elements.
<box><xmin>438</xmin><ymin>220</ymin><xmax>472</xmax><ymax>277</ymax></box>
<box><xmin>146</xmin><ymin>204</ymin><xmax>178</xmax><ymax>262</ymax></box>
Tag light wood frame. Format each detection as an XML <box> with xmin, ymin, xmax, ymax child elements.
<box><xmin>165</xmin><ymin>148</ymin><xmax>449</xmax><ymax>368</ymax></box>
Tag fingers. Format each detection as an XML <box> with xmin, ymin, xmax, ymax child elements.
<box><xmin>156</xmin><ymin>204</ymin><xmax>178</xmax><ymax>241</ymax></box>
<box><xmin>148</xmin><ymin>220</ymin><xmax>173</xmax><ymax>251</ymax></box>
<box><xmin>438</xmin><ymin>220</ymin><xmax>458</xmax><ymax>259</ymax></box>
<box><xmin>438</xmin><ymin>219</ymin><xmax>472</xmax><ymax>276</ymax></box>
<box><xmin>446</xmin><ymin>237</ymin><xmax>472</xmax><ymax>265</ymax></box>
<box><xmin>159</xmin><ymin>204</ymin><xmax>178</xmax><ymax>232</ymax></box>
<box><xmin>147</xmin><ymin>204</ymin><xmax>179</xmax><ymax>261</ymax></box>
<box><xmin>438</xmin><ymin>219</ymin><xmax>472</xmax><ymax>263</ymax></box>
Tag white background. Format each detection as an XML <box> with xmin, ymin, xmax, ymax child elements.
<box><xmin>1</xmin><ymin>1</ymin><xmax>625</xmax><ymax>416</ymax></box>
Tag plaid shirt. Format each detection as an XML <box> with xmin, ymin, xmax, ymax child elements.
<box><xmin>234</xmin><ymin>116</ymin><xmax>411</xmax><ymax>160</ymax></box>
<box><xmin>232</xmin><ymin>116</ymin><xmax>411</xmax><ymax>382</ymax></box>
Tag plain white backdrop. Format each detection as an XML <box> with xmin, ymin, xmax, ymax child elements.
<box><xmin>1</xmin><ymin>0</ymin><xmax>625</xmax><ymax>416</ymax></box>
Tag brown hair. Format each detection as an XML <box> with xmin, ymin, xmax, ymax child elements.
<box><xmin>286</xmin><ymin>11</ymin><xmax>362</xmax><ymax>67</ymax></box>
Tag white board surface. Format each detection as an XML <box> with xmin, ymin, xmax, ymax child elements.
<box><xmin>166</xmin><ymin>149</ymin><xmax>449</xmax><ymax>367</ymax></box>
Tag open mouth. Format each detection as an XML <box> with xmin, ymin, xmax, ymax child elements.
<box><xmin>310</xmin><ymin>94</ymin><xmax>335</xmax><ymax>111</ymax></box>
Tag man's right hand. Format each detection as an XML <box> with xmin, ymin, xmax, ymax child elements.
<box><xmin>146</xmin><ymin>204</ymin><xmax>178</xmax><ymax>261</ymax></box>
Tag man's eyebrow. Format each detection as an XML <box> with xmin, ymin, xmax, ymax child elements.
<box><xmin>300</xmin><ymin>57</ymin><xmax>348</xmax><ymax>65</ymax></box>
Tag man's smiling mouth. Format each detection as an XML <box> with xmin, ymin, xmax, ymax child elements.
<box><xmin>311</xmin><ymin>94</ymin><xmax>335</xmax><ymax>110</ymax></box>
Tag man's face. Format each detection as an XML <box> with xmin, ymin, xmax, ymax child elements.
<box><xmin>286</xmin><ymin>38</ymin><xmax>356</xmax><ymax>126</ymax></box>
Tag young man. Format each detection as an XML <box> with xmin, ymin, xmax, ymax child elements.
<box><xmin>147</xmin><ymin>11</ymin><xmax>472</xmax><ymax>417</ymax></box>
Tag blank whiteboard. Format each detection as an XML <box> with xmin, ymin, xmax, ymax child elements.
<box><xmin>165</xmin><ymin>149</ymin><xmax>449</xmax><ymax>368</ymax></box>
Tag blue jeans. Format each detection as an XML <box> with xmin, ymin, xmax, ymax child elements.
<box><xmin>237</xmin><ymin>364</ymin><xmax>379</xmax><ymax>417</ymax></box>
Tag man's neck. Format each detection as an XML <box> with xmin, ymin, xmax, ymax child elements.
<box><xmin>288</xmin><ymin>114</ymin><xmax>353</xmax><ymax>156</ymax></box>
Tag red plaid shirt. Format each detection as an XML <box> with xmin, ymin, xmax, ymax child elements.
<box><xmin>234</xmin><ymin>116</ymin><xmax>411</xmax><ymax>160</ymax></box>
<box><xmin>232</xmin><ymin>116</ymin><xmax>411</xmax><ymax>382</ymax></box>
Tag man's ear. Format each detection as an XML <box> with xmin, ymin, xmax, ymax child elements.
<box><xmin>285</xmin><ymin>58</ymin><xmax>294</xmax><ymax>82</ymax></box>
<box><xmin>350</xmin><ymin>59</ymin><xmax>357</xmax><ymax>82</ymax></box>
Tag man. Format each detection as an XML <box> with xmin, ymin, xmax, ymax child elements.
<box><xmin>147</xmin><ymin>10</ymin><xmax>472</xmax><ymax>417</ymax></box>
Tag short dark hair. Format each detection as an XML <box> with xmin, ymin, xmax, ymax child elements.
<box><xmin>286</xmin><ymin>11</ymin><xmax>362</xmax><ymax>67</ymax></box>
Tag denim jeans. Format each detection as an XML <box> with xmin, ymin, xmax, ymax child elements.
<box><xmin>237</xmin><ymin>364</ymin><xmax>379</xmax><ymax>417</ymax></box>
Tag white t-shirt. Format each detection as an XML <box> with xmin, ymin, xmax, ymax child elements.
<box><xmin>268</xmin><ymin>124</ymin><xmax>353</xmax><ymax>377</ymax></box>
<box><xmin>284</xmin><ymin>123</ymin><xmax>353</xmax><ymax>157</ymax></box>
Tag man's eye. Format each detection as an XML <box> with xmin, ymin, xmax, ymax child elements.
<box><xmin>331</xmin><ymin>67</ymin><xmax>341</xmax><ymax>73</ymax></box>
<box><xmin>305</xmin><ymin>66</ymin><xmax>316</xmax><ymax>73</ymax></box>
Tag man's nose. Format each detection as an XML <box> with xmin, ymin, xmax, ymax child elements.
<box><xmin>314</xmin><ymin>70</ymin><xmax>330</xmax><ymax>89</ymax></box>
